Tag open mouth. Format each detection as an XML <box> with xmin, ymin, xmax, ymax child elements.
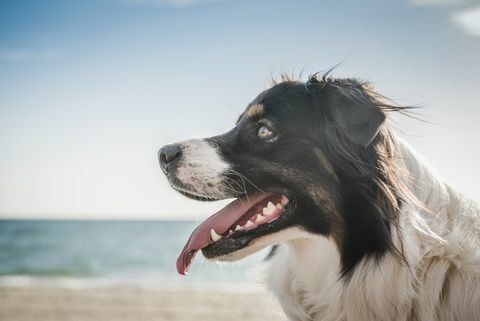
<box><xmin>176</xmin><ymin>192</ymin><xmax>291</xmax><ymax>275</ymax></box>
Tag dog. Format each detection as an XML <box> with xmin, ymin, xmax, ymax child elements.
<box><xmin>158</xmin><ymin>74</ymin><xmax>480</xmax><ymax>321</ymax></box>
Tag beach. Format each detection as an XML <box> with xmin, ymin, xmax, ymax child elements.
<box><xmin>0</xmin><ymin>286</ymin><xmax>284</xmax><ymax>321</ymax></box>
<box><xmin>0</xmin><ymin>220</ymin><xmax>284</xmax><ymax>320</ymax></box>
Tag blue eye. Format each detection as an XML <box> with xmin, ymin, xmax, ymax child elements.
<box><xmin>257</xmin><ymin>125</ymin><xmax>273</xmax><ymax>138</ymax></box>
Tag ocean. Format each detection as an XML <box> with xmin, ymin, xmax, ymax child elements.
<box><xmin>0</xmin><ymin>220</ymin><xmax>268</xmax><ymax>290</ymax></box>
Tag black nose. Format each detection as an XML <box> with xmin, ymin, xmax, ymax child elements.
<box><xmin>158</xmin><ymin>144</ymin><xmax>181</xmax><ymax>171</ymax></box>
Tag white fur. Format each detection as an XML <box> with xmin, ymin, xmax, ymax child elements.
<box><xmin>175</xmin><ymin>139</ymin><xmax>230</xmax><ymax>198</ymax></box>
<box><xmin>258</xmin><ymin>139</ymin><xmax>480</xmax><ymax>321</ymax></box>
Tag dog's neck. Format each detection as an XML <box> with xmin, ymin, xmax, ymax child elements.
<box><xmin>265</xmin><ymin>136</ymin><xmax>460</xmax><ymax>321</ymax></box>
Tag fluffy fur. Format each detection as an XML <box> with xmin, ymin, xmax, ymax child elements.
<box><xmin>263</xmin><ymin>139</ymin><xmax>480</xmax><ymax>321</ymax></box>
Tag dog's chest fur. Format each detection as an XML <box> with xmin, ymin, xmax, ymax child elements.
<box><xmin>265</xmin><ymin>237</ymin><xmax>416</xmax><ymax>321</ymax></box>
<box><xmin>262</xmin><ymin>140</ymin><xmax>480</xmax><ymax>321</ymax></box>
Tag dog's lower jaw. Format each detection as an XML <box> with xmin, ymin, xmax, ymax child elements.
<box><xmin>203</xmin><ymin>227</ymin><xmax>316</xmax><ymax>263</ymax></box>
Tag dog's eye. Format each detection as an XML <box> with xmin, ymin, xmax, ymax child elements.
<box><xmin>257</xmin><ymin>125</ymin><xmax>273</xmax><ymax>139</ymax></box>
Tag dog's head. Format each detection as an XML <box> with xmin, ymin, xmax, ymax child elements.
<box><xmin>159</xmin><ymin>75</ymin><xmax>404</xmax><ymax>276</ymax></box>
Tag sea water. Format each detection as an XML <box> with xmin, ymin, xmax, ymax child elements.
<box><xmin>0</xmin><ymin>220</ymin><xmax>268</xmax><ymax>290</ymax></box>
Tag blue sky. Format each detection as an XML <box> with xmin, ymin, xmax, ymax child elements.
<box><xmin>0</xmin><ymin>0</ymin><xmax>479</xmax><ymax>219</ymax></box>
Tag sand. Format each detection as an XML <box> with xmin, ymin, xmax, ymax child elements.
<box><xmin>0</xmin><ymin>286</ymin><xmax>285</xmax><ymax>321</ymax></box>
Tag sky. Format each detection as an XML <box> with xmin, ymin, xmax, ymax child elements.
<box><xmin>0</xmin><ymin>0</ymin><xmax>479</xmax><ymax>220</ymax></box>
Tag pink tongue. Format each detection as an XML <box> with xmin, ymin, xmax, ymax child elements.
<box><xmin>176</xmin><ymin>193</ymin><xmax>272</xmax><ymax>275</ymax></box>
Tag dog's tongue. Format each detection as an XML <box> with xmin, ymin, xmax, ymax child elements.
<box><xmin>176</xmin><ymin>193</ymin><xmax>271</xmax><ymax>275</ymax></box>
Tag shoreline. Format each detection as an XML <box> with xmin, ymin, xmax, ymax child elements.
<box><xmin>0</xmin><ymin>275</ymin><xmax>265</xmax><ymax>292</ymax></box>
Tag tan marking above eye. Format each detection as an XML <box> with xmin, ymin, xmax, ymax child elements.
<box><xmin>245</xmin><ymin>104</ymin><xmax>265</xmax><ymax>119</ymax></box>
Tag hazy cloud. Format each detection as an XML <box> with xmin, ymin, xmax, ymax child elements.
<box><xmin>127</xmin><ymin>0</ymin><xmax>222</xmax><ymax>8</ymax></box>
<box><xmin>0</xmin><ymin>49</ymin><xmax>63</xmax><ymax>62</ymax></box>
<box><xmin>408</xmin><ymin>0</ymin><xmax>480</xmax><ymax>37</ymax></box>
<box><xmin>453</xmin><ymin>6</ymin><xmax>480</xmax><ymax>36</ymax></box>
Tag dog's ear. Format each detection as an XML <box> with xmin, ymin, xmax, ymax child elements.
<box><xmin>329</xmin><ymin>85</ymin><xmax>386</xmax><ymax>147</ymax></box>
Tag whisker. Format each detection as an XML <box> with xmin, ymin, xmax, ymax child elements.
<box><xmin>226</xmin><ymin>169</ymin><xmax>265</xmax><ymax>194</ymax></box>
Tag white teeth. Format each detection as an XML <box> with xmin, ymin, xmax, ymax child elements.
<box><xmin>267</xmin><ymin>201</ymin><xmax>275</xmax><ymax>210</ymax></box>
<box><xmin>244</xmin><ymin>220</ymin><xmax>255</xmax><ymax>229</ymax></box>
<box><xmin>276</xmin><ymin>203</ymin><xmax>284</xmax><ymax>210</ymax></box>
<box><xmin>263</xmin><ymin>205</ymin><xmax>275</xmax><ymax>216</ymax></box>
<box><xmin>210</xmin><ymin>229</ymin><xmax>222</xmax><ymax>242</ymax></box>
<box><xmin>281</xmin><ymin>195</ymin><xmax>289</xmax><ymax>205</ymax></box>
<box><xmin>235</xmin><ymin>225</ymin><xmax>243</xmax><ymax>231</ymax></box>
<box><xmin>255</xmin><ymin>214</ymin><xmax>266</xmax><ymax>223</ymax></box>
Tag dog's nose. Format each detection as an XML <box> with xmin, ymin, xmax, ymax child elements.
<box><xmin>158</xmin><ymin>144</ymin><xmax>181</xmax><ymax>171</ymax></box>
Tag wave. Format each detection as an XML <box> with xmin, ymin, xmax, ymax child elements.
<box><xmin>0</xmin><ymin>266</ymin><xmax>95</xmax><ymax>278</ymax></box>
<box><xmin>0</xmin><ymin>275</ymin><xmax>264</xmax><ymax>292</ymax></box>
